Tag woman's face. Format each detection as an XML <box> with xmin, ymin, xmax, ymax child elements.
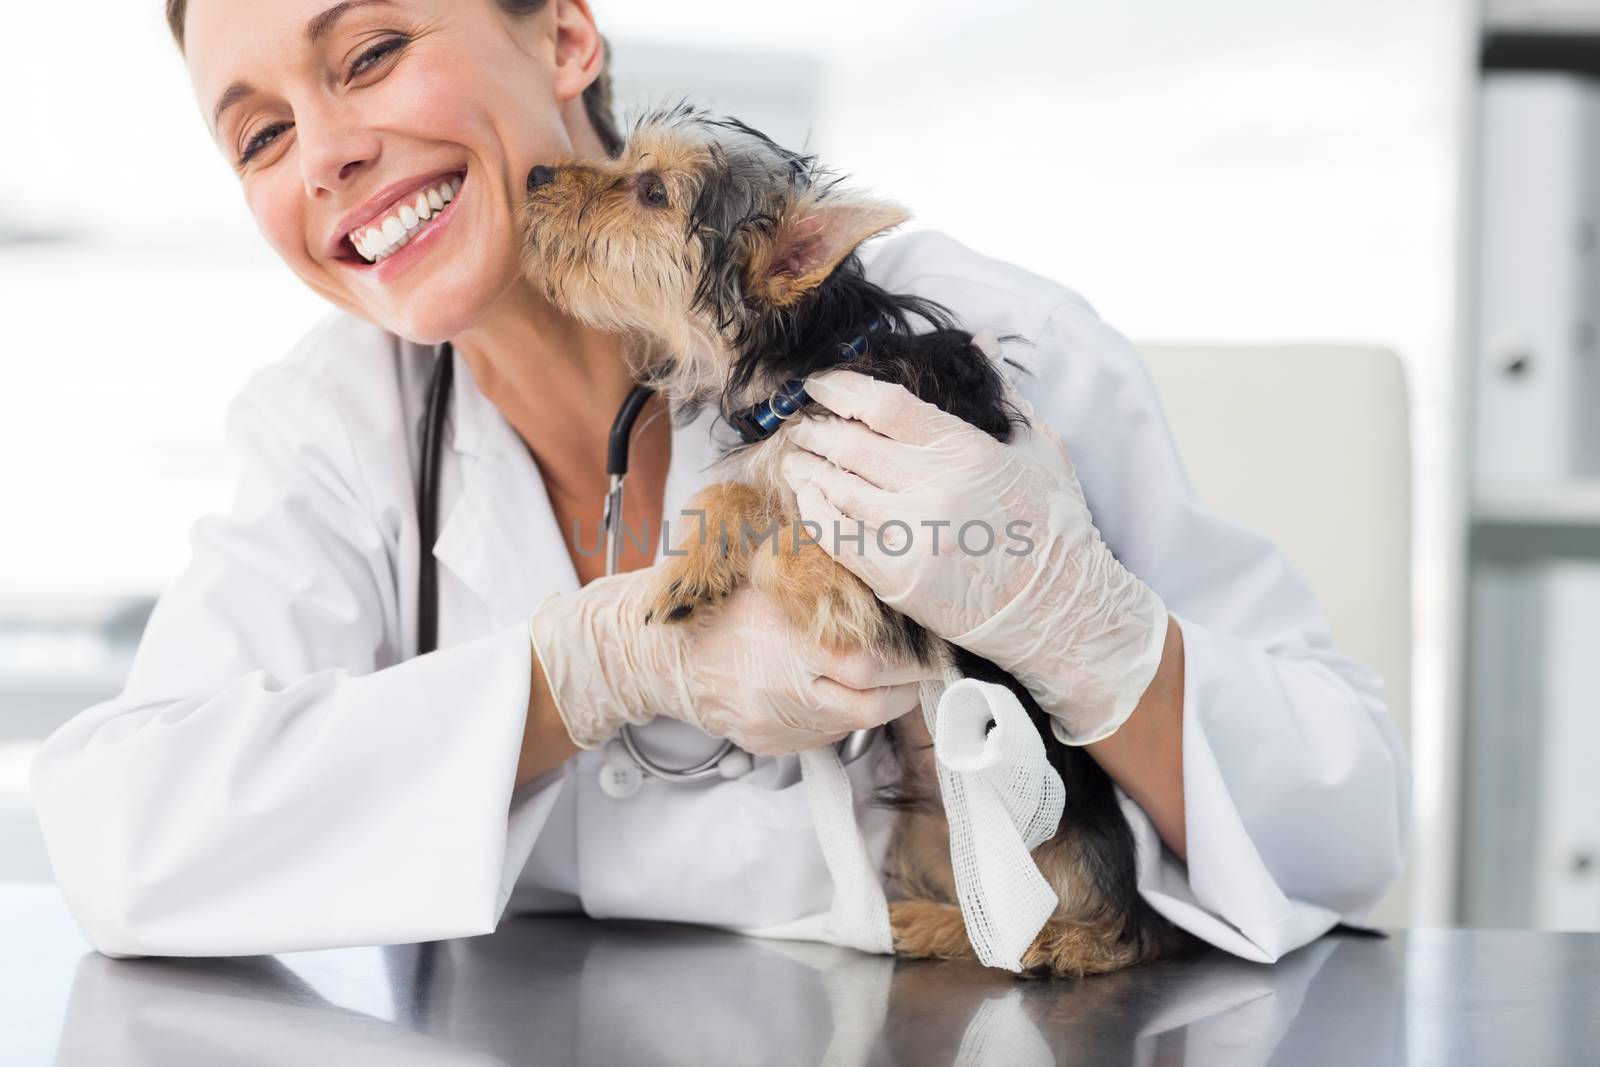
<box><xmin>184</xmin><ymin>0</ymin><xmax>600</xmax><ymax>343</ymax></box>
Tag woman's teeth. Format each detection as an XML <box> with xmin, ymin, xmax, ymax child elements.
<box><xmin>350</xmin><ymin>177</ymin><xmax>461</xmax><ymax>263</ymax></box>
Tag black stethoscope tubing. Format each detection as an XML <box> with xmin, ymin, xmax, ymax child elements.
<box><xmin>416</xmin><ymin>344</ymin><xmax>455</xmax><ymax>657</ymax></box>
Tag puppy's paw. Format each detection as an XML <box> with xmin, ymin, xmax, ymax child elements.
<box><xmin>889</xmin><ymin>900</ymin><xmax>975</xmax><ymax>962</ymax></box>
<box><xmin>644</xmin><ymin>480</ymin><xmax>772</xmax><ymax>625</ymax></box>
<box><xmin>1016</xmin><ymin>917</ymin><xmax>1140</xmax><ymax>979</ymax></box>
<box><xmin>643</xmin><ymin>535</ymin><xmax>744</xmax><ymax>625</ymax></box>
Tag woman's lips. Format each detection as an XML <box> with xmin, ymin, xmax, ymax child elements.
<box><xmin>326</xmin><ymin>167</ymin><xmax>465</xmax><ymax>263</ymax></box>
<box><xmin>353</xmin><ymin>172</ymin><xmax>467</xmax><ymax>284</ymax></box>
<box><xmin>347</xmin><ymin>174</ymin><xmax>463</xmax><ymax>263</ymax></box>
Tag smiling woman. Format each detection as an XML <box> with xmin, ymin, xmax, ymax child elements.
<box><xmin>24</xmin><ymin>0</ymin><xmax>1407</xmax><ymax>976</ymax></box>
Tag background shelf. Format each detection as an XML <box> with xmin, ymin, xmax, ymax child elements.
<box><xmin>1474</xmin><ymin>483</ymin><xmax>1600</xmax><ymax>525</ymax></box>
<box><xmin>1488</xmin><ymin>1</ymin><xmax>1600</xmax><ymax>36</ymax></box>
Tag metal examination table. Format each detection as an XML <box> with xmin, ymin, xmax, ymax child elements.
<box><xmin>3</xmin><ymin>883</ymin><xmax>1596</xmax><ymax>1065</ymax></box>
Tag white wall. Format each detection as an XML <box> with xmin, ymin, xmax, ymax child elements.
<box><xmin>1</xmin><ymin>3</ymin><xmax>330</xmax><ymax>605</ymax></box>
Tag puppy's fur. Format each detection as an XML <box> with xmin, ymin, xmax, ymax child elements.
<box><xmin>519</xmin><ymin>103</ymin><xmax>1191</xmax><ymax>976</ymax></box>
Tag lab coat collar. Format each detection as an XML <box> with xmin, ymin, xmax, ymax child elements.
<box><xmin>432</xmin><ymin>345</ymin><xmax>735</xmax><ymax>629</ymax></box>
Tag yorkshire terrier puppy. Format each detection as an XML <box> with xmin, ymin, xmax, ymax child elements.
<box><xmin>519</xmin><ymin>103</ymin><xmax>1191</xmax><ymax>977</ymax></box>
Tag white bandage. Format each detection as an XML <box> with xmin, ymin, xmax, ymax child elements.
<box><xmin>797</xmin><ymin>747</ymin><xmax>894</xmax><ymax>955</ymax></box>
<box><xmin>926</xmin><ymin>677</ymin><xmax>1065</xmax><ymax>971</ymax></box>
<box><xmin>794</xmin><ymin>673</ymin><xmax>1064</xmax><ymax>972</ymax></box>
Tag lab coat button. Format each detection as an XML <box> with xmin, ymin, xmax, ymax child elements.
<box><xmin>598</xmin><ymin>740</ymin><xmax>644</xmax><ymax>799</ymax></box>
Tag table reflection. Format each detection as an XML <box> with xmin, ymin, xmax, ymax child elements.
<box><xmin>53</xmin><ymin>919</ymin><xmax>1401</xmax><ymax>1066</ymax></box>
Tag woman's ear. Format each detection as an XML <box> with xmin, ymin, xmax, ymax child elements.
<box><xmin>745</xmin><ymin>195</ymin><xmax>912</xmax><ymax>308</ymax></box>
<box><xmin>549</xmin><ymin>0</ymin><xmax>604</xmax><ymax>104</ymax></box>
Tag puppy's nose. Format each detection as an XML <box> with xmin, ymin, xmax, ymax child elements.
<box><xmin>527</xmin><ymin>165</ymin><xmax>556</xmax><ymax>191</ymax></box>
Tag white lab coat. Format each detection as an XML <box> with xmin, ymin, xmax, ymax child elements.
<box><xmin>29</xmin><ymin>230</ymin><xmax>1410</xmax><ymax>963</ymax></box>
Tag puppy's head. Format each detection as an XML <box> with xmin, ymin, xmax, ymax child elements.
<box><xmin>518</xmin><ymin>103</ymin><xmax>909</xmax><ymax>404</ymax></box>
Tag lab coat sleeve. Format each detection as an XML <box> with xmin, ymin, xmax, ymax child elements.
<box><xmin>1022</xmin><ymin>293</ymin><xmax>1411</xmax><ymax>963</ymax></box>
<box><xmin>28</xmin><ymin>357</ymin><xmax>561</xmax><ymax>959</ymax></box>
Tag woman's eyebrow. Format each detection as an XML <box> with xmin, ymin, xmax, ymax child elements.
<box><xmin>305</xmin><ymin>0</ymin><xmax>397</xmax><ymax>45</ymax></box>
<box><xmin>212</xmin><ymin>82</ymin><xmax>256</xmax><ymax>133</ymax></box>
<box><xmin>210</xmin><ymin>1</ymin><xmax>398</xmax><ymax>133</ymax></box>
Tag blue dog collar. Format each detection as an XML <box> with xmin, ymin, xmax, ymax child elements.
<box><xmin>728</xmin><ymin>312</ymin><xmax>888</xmax><ymax>444</ymax></box>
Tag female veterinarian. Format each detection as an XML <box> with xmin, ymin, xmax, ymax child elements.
<box><xmin>29</xmin><ymin>0</ymin><xmax>1408</xmax><ymax>963</ymax></box>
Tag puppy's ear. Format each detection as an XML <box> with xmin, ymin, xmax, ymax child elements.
<box><xmin>746</xmin><ymin>195</ymin><xmax>910</xmax><ymax>307</ymax></box>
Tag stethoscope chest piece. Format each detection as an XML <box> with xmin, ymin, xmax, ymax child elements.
<box><xmin>597</xmin><ymin>736</ymin><xmax>758</xmax><ymax>799</ymax></box>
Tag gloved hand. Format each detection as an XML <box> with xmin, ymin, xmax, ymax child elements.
<box><xmin>527</xmin><ymin>567</ymin><xmax>932</xmax><ymax>754</ymax></box>
<box><xmin>779</xmin><ymin>368</ymin><xmax>1168</xmax><ymax>745</ymax></box>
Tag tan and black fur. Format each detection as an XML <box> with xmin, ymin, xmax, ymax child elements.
<box><xmin>519</xmin><ymin>103</ymin><xmax>1192</xmax><ymax>977</ymax></box>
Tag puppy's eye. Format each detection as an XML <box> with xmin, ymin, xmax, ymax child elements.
<box><xmin>638</xmin><ymin>172</ymin><xmax>669</xmax><ymax>208</ymax></box>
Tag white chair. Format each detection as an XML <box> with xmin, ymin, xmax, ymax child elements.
<box><xmin>1137</xmin><ymin>344</ymin><xmax>1412</xmax><ymax>925</ymax></box>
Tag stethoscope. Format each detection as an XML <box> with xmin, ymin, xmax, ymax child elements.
<box><xmin>416</xmin><ymin>330</ymin><xmax>885</xmax><ymax>788</ymax></box>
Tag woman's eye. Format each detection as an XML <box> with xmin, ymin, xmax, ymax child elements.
<box><xmin>639</xmin><ymin>174</ymin><xmax>669</xmax><ymax>208</ymax></box>
<box><xmin>239</xmin><ymin>122</ymin><xmax>291</xmax><ymax>165</ymax></box>
<box><xmin>348</xmin><ymin>36</ymin><xmax>406</xmax><ymax>80</ymax></box>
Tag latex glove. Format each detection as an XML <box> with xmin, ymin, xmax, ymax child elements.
<box><xmin>779</xmin><ymin>368</ymin><xmax>1167</xmax><ymax>745</ymax></box>
<box><xmin>527</xmin><ymin>568</ymin><xmax>932</xmax><ymax>755</ymax></box>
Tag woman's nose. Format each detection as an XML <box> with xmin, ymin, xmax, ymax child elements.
<box><xmin>297</xmin><ymin>112</ymin><xmax>382</xmax><ymax>197</ymax></box>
